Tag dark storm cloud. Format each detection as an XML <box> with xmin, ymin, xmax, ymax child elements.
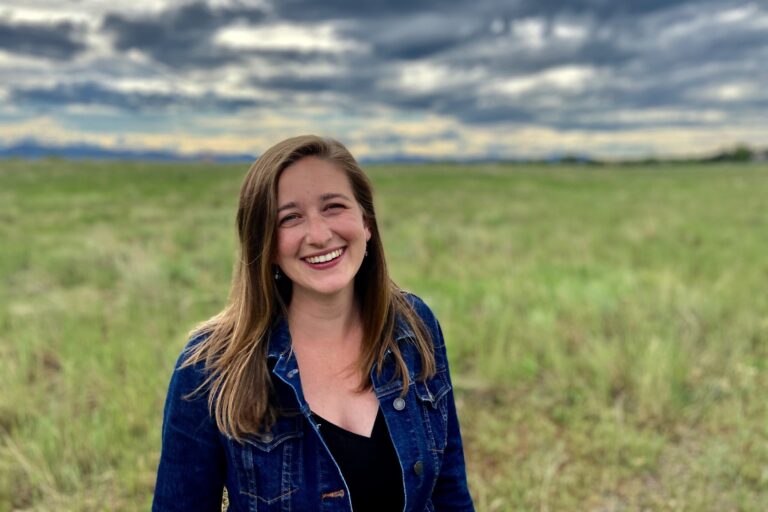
<box><xmin>252</xmin><ymin>0</ymin><xmax>641</xmax><ymax>120</ymax></box>
<box><xmin>447</xmin><ymin>34</ymin><xmax>635</xmax><ymax>76</ymax></box>
<box><xmin>0</xmin><ymin>20</ymin><xmax>85</xmax><ymax>59</ymax></box>
<box><xmin>271</xmin><ymin>0</ymin><xmax>694</xmax><ymax>23</ymax></box>
<box><xmin>2</xmin><ymin>0</ymin><xmax>766</xmax><ymax>144</ymax></box>
<box><xmin>257</xmin><ymin>74</ymin><xmax>372</xmax><ymax>94</ymax></box>
<box><xmin>11</xmin><ymin>82</ymin><xmax>260</xmax><ymax>112</ymax></box>
<box><xmin>95</xmin><ymin>0</ymin><xmax>768</xmax><ymax>132</ymax></box>
<box><xmin>272</xmin><ymin>0</ymin><xmax>699</xmax><ymax>25</ymax></box>
<box><xmin>368</xmin><ymin>30</ymin><xmax>471</xmax><ymax>61</ymax></box>
<box><xmin>454</xmin><ymin>2</ymin><xmax>765</xmax><ymax>129</ymax></box>
<box><xmin>273</xmin><ymin>0</ymin><xmax>463</xmax><ymax>21</ymax></box>
<box><xmin>508</xmin><ymin>0</ymin><xmax>699</xmax><ymax>19</ymax></box>
<box><xmin>101</xmin><ymin>1</ymin><xmax>266</xmax><ymax>68</ymax></box>
<box><xmin>342</xmin><ymin>14</ymin><xmax>484</xmax><ymax>61</ymax></box>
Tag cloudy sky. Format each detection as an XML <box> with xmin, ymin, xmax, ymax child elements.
<box><xmin>1</xmin><ymin>0</ymin><xmax>766</xmax><ymax>159</ymax></box>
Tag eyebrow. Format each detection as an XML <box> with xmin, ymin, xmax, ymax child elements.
<box><xmin>276</xmin><ymin>193</ymin><xmax>353</xmax><ymax>213</ymax></box>
<box><xmin>277</xmin><ymin>202</ymin><xmax>298</xmax><ymax>213</ymax></box>
<box><xmin>320</xmin><ymin>193</ymin><xmax>353</xmax><ymax>202</ymax></box>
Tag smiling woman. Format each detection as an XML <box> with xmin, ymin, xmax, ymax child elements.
<box><xmin>274</xmin><ymin>157</ymin><xmax>371</xmax><ymax>300</ymax></box>
<box><xmin>152</xmin><ymin>135</ymin><xmax>475</xmax><ymax>511</ymax></box>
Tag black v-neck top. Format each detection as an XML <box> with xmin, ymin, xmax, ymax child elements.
<box><xmin>312</xmin><ymin>408</ymin><xmax>405</xmax><ymax>511</ymax></box>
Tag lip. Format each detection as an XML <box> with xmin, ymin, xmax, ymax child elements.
<box><xmin>301</xmin><ymin>247</ymin><xmax>346</xmax><ymax>269</ymax></box>
<box><xmin>301</xmin><ymin>247</ymin><xmax>346</xmax><ymax>260</ymax></box>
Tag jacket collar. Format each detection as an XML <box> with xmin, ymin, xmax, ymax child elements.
<box><xmin>266</xmin><ymin>316</ymin><xmax>292</xmax><ymax>360</ymax></box>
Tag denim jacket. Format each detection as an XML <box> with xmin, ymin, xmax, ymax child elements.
<box><xmin>153</xmin><ymin>295</ymin><xmax>475</xmax><ymax>511</ymax></box>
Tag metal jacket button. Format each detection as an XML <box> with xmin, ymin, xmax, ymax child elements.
<box><xmin>261</xmin><ymin>433</ymin><xmax>274</xmax><ymax>443</ymax></box>
<box><xmin>393</xmin><ymin>397</ymin><xmax>406</xmax><ymax>410</ymax></box>
<box><xmin>413</xmin><ymin>461</ymin><xmax>424</xmax><ymax>475</ymax></box>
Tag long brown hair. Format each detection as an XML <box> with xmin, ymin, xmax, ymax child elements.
<box><xmin>182</xmin><ymin>135</ymin><xmax>435</xmax><ymax>441</ymax></box>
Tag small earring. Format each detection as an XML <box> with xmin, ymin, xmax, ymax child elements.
<box><xmin>365</xmin><ymin>249</ymin><xmax>368</xmax><ymax>257</ymax></box>
<box><xmin>274</xmin><ymin>267</ymin><xmax>281</xmax><ymax>280</ymax></box>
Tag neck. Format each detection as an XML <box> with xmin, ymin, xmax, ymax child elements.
<box><xmin>287</xmin><ymin>286</ymin><xmax>361</xmax><ymax>349</ymax></box>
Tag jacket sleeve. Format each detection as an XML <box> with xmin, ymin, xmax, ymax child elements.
<box><xmin>414</xmin><ymin>298</ymin><xmax>476</xmax><ymax>511</ymax></box>
<box><xmin>152</xmin><ymin>341</ymin><xmax>225</xmax><ymax>511</ymax></box>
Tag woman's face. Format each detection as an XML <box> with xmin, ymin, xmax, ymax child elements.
<box><xmin>274</xmin><ymin>156</ymin><xmax>371</xmax><ymax>301</ymax></box>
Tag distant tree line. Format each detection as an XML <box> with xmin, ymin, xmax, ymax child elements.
<box><xmin>702</xmin><ymin>144</ymin><xmax>766</xmax><ymax>163</ymax></box>
<box><xmin>550</xmin><ymin>143</ymin><xmax>768</xmax><ymax>166</ymax></box>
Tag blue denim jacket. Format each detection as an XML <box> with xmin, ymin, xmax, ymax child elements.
<box><xmin>153</xmin><ymin>295</ymin><xmax>475</xmax><ymax>511</ymax></box>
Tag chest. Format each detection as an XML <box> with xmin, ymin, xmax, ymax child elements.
<box><xmin>293</xmin><ymin>352</ymin><xmax>380</xmax><ymax>436</ymax></box>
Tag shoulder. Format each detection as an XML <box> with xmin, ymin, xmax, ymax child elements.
<box><xmin>402</xmin><ymin>291</ymin><xmax>433</xmax><ymax>317</ymax></box>
<box><xmin>159</xmin><ymin>332</ymin><xmax>221</xmax><ymax>454</ymax></box>
<box><xmin>181</xmin><ymin>330</ymin><xmax>212</xmax><ymax>359</ymax></box>
<box><xmin>166</xmin><ymin>331</ymin><xmax>213</xmax><ymax>399</ymax></box>
<box><xmin>401</xmin><ymin>291</ymin><xmax>441</xmax><ymax>340</ymax></box>
<box><xmin>399</xmin><ymin>291</ymin><xmax>449</xmax><ymax>370</ymax></box>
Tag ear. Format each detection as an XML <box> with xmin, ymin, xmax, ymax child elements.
<box><xmin>364</xmin><ymin>220</ymin><xmax>371</xmax><ymax>242</ymax></box>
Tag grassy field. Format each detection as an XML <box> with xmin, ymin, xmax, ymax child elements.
<box><xmin>1</xmin><ymin>159</ymin><xmax>766</xmax><ymax>511</ymax></box>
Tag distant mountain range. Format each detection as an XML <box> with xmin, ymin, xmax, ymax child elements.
<box><xmin>0</xmin><ymin>140</ymin><xmax>450</xmax><ymax>164</ymax></box>
<box><xmin>0</xmin><ymin>140</ymin><xmax>256</xmax><ymax>163</ymax></box>
<box><xmin>0</xmin><ymin>139</ymin><xmax>499</xmax><ymax>164</ymax></box>
<box><xmin>1</xmin><ymin>139</ymin><xmax>765</xmax><ymax>164</ymax></box>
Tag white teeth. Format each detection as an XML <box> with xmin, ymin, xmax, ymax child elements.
<box><xmin>305</xmin><ymin>248</ymin><xmax>343</xmax><ymax>264</ymax></box>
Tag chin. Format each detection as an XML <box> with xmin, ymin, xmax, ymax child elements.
<box><xmin>295</xmin><ymin>278</ymin><xmax>356</xmax><ymax>298</ymax></box>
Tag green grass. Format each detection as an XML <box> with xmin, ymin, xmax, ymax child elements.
<box><xmin>1</xmin><ymin>159</ymin><xmax>766</xmax><ymax>511</ymax></box>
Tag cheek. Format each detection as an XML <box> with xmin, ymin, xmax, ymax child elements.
<box><xmin>337</xmin><ymin>213</ymin><xmax>368</xmax><ymax>236</ymax></box>
<box><xmin>275</xmin><ymin>231</ymin><xmax>298</xmax><ymax>259</ymax></box>
<box><xmin>340</xmin><ymin>224</ymin><xmax>367</xmax><ymax>242</ymax></box>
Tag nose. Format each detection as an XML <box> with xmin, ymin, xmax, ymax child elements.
<box><xmin>305</xmin><ymin>213</ymin><xmax>332</xmax><ymax>246</ymax></box>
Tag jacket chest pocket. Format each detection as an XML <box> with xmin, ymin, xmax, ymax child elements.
<box><xmin>230</xmin><ymin>415</ymin><xmax>303</xmax><ymax>511</ymax></box>
<box><xmin>414</xmin><ymin>370</ymin><xmax>451</xmax><ymax>454</ymax></box>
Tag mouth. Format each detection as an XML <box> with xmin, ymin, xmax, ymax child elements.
<box><xmin>302</xmin><ymin>247</ymin><xmax>345</xmax><ymax>265</ymax></box>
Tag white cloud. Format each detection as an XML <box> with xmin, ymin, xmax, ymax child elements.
<box><xmin>62</xmin><ymin>104</ymin><xmax>123</xmax><ymax>115</ymax></box>
<box><xmin>580</xmin><ymin>108</ymin><xmax>726</xmax><ymax>125</ymax></box>
<box><xmin>511</xmin><ymin>17</ymin><xmax>546</xmax><ymax>48</ymax></box>
<box><xmin>0</xmin><ymin>6</ymin><xmax>91</xmax><ymax>24</ymax></box>
<box><xmin>552</xmin><ymin>21</ymin><xmax>587</xmax><ymax>42</ymax></box>
<box><xmin>652</xmin><ymin>3</ymin><xmax>767</xmax><ymax>50</ymax></box>
<box><xmin>715</xmin><ymin>3</ymin><xmax>760</xmax><ymax>24</ymax></box>
<box><xmin>108</xmin><ymin>77</ymin><xmax>205</xmax><ymax>97</ymax></box>
<box><xmin>491</xmin><ymin>65</ymin><xmax>598</xmax><ymax>97</ymax></box>
<box><xmin>208</xmin><ymin>0</ymin><xmax>270</xmax><ymax>9</ymax></box>
<box><xmin>692</xmin><ymin>82</ymin><xmax>761</xmax><ymax>102</ymax></box>
<box><xmin>0</xmin><ymin>0</ymin><xmax>176</xmax><ymax>20</ymax></box>
<box><xmin>0</xmin><ymin>49</ymin><xmax>53</xmax><ymax>70</ymax></box>
<box><xmin>390</xmin><ymin>62</ymin><xmax>485</xmax><ymax>94</ymax></box>
<box><xmin>214</xmin><ymin>23</ymin><xmax>361</xmax><ymax>53</ymax></box>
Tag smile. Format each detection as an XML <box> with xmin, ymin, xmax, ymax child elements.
<box><xmin>303</xmin><ymin>248</ymin><xmax>345</xmax><ymax>264</ymax></box>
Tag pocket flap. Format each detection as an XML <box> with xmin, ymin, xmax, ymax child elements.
<box><xmin>244</xmin><ymin>415</ymin><xmax>303</xmax><ymax>452</ymax></box>
<box><xmin>414</xmin><ymin>371</ymin><xmax>451</xmax><ymax>408</ymax></box>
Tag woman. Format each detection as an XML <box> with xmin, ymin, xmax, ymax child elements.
<box><xmin>153</xmin><ymin>135</ymin><xmax>474</xmax><ymax>511</ymax></box>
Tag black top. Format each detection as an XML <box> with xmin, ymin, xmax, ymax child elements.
<box><xmin>312</xmin><ymin>408</ymin><xmax>405</xmax><ymax>511</ymax></box>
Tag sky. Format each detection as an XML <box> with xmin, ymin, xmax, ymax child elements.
<box><xmin>1</xmin><ymin>0</ymin><xmax>766</xmax><ymax>160</ymax></box>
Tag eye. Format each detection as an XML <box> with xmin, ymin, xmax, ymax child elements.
<box><xmin>278</xmin><ymin>213</ymin><xmax>300</xmax><ymax>226</ymax></box>
<box><xmin>325</xmin><ymin>203</ymin><xmax>346</xmax><ymax>211</ymax></box>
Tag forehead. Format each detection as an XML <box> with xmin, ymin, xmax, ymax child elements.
<box><xmin>277</xmin><ymin>156</ymin><xmax>353</xmax><ymax>200</ymax></box>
